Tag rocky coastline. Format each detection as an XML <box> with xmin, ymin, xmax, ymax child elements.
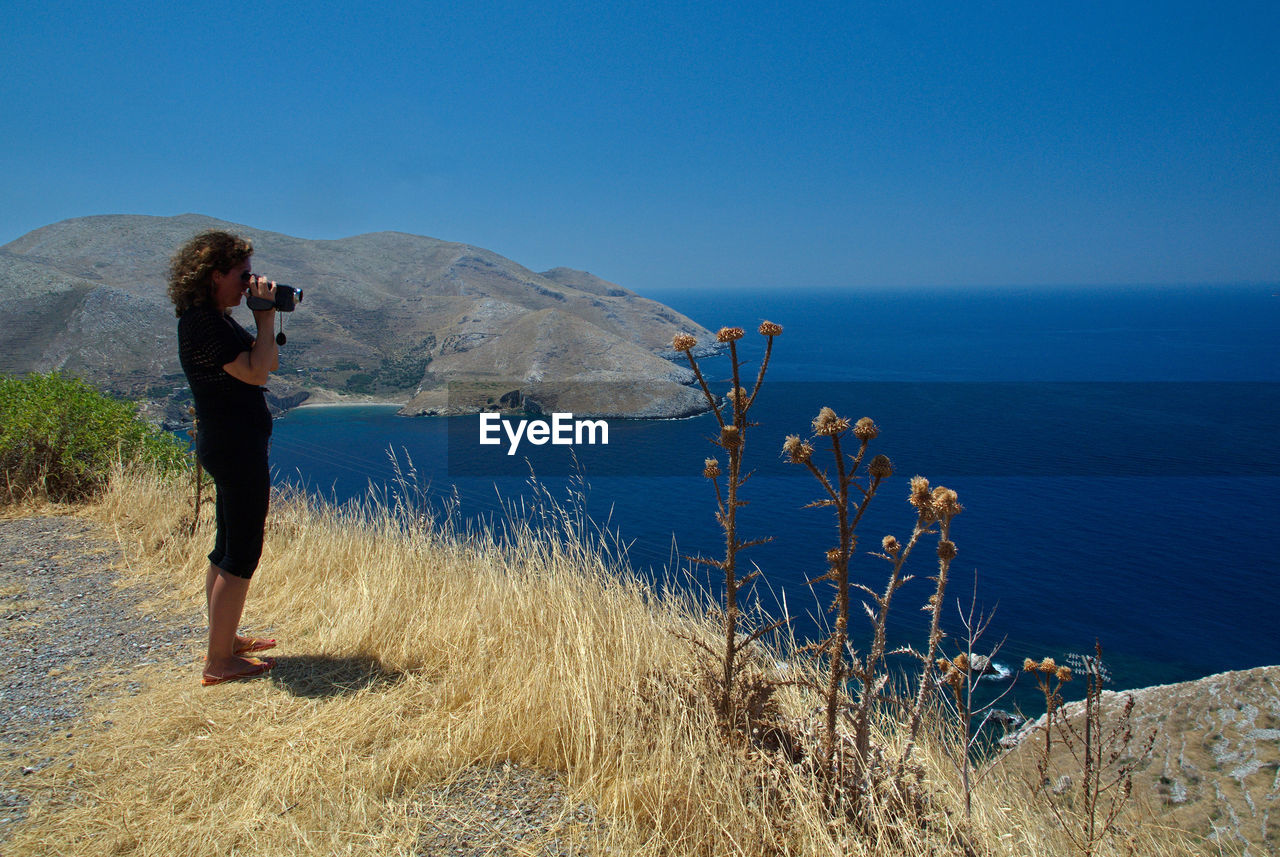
<box><xmin>156</xmin><ymin>343</ymin><xmax>726</xmax><ymax>432</ymax></box>
<box><xmin>998</xmin><ymin>664</ymin><xmax>1279</xmax><ymax>856</ymax></box>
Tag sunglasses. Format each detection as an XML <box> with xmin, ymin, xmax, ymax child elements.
<box><xmin>239</xmin><ymin>270</ymin><xmax>254</xmax><ymax>283</ymax></box>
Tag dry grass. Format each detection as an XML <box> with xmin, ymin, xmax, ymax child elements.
<box><xmin>5</xmin><ymin>469</ymin><xmax>1220</xmax><ymax>856</ymax></box>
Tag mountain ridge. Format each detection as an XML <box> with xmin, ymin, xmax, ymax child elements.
<box><xmin>0</xmin><ymin>214</ymin><xmax>716</xmax><ymax>422</ymax></box>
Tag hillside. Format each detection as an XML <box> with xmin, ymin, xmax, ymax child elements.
<box><xmin>0</xmin><ymin>468</ymin><xmax>1227</xmax><ymax>856</ymax></box>
<box><xmin>1001</xmin><ymin>665</ymin><xmax>1280</xmax><ymax>856</ymax></box>
<box><xmin>0</xmin><ymin>214</ymin><xmax>715</xmax><ymax>420</ymax></box>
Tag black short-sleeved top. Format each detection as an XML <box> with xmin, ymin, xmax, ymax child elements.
<box><xmin>178</xmin><ymin>304</ymin><xmax>272</xmax><ymax>444</ymax></box>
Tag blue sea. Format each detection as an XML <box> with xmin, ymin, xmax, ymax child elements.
<box><xmin>265</xmin><ymin>285</ymin><xmax>1280</xmax><ymax>706</ymax></box>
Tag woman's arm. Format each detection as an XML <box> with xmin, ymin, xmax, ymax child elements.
<box><xmin>222</xmin><ymin>277</ymin><xmax>279</xmax><ymax>386</ymax></box>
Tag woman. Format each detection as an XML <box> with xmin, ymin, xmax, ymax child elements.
<box><xmin>170</xmin><ymin>230</ymin><xmax>280</xmax><ymax>686</ymax></box>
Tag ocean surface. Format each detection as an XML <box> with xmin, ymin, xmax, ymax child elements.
<box><xmin>265</xmin><ymin>285</ymin><xmax>1280</xmax><ymax>707</ymax></box>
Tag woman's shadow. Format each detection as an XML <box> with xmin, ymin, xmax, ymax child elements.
<box><xmin>265</xmin><ymin>653</ymin><xmax>410</xmax><ymax>698</ymax></box>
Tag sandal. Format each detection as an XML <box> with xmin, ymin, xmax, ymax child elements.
<box><xmin>201</xmin><ymin>656</ymin><xmax>276</xmax><ymax>687</ymax></box>
<box><xmin>235</xmin><ymin>636</ymin><xmax>277</xmax><ymax>655</ymax></box>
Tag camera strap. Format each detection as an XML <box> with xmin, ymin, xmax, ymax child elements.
<box><xmin>275</xmin><ymin>313</ymin><xmax>287</xmax><ymax>346</ymax></box>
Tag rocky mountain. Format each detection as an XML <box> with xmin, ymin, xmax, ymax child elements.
<box><xmin>0</xmin><ymin>214</ymin><xmax>715</xmax><ymax>422</ymax></box>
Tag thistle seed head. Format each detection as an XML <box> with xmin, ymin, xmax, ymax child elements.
<box><xmin>720</xmin><ymin>424</ymin><xmax>742</xmax><ymax>449</ymax></box>
<box><xmin>909</xmin><ymin>476</ymin><xmax>934</xmax><ymax>516</ymax></box>
<box><xmin>826</xmin><ymin>547</ymin><xmax>843</xmax><ymax>565</ymax></box>
<box><xmin>1039</xmin><ymin>657</ymin><xmax>1057</xmax><ymax>672</ymax></box>
<box><xmin>725</xmin><ymin>386</ymin><xmax>748</xmax><ymax>406</ymax></box>
<box><xmin>931</xmin><ymin>486</ymin><xmax>962</xmax><ymax>519</ymax></box>
<box><xmin>1056</xmin><ymin>666</ymin><xmax>1073</xmax><ymax>683</ymax></box>
<box><xmin>1024</xmin><ymin>658</ymin><xmax>1037</xmax><ymax>672</ymax></box>
<box><xmin>716</xmin><ymin>326</ymin><xmax>745</xmax><ymax>343</ymax></box>
<box><xmin>672</xmin><ymin>333</ymin><xmax>698</xmax><ymax>351</ymax></box>
<box><xmin>953</xmin><ymin>652</ymin><xmax>970</xmax><ymax>671</ymax></box>
<box><xmin>882</xmin><ymin>535</ymin><xmax>900</xmax><ymax>554</ymax></box>
<box><xmin>868</xmin><ymin>454</ymin><xmax>893</xmax><ymax>479</ymax></box>
<box><xmin>703</xmin><ymin>457</ymin><xmax>721</xmax><ymax>479</ymax></box>
<box><xmin>782</xmin><ymin>434</ymin><xmax>813</xmax><ymax>464</ymax></box>
<box><xmin>812</xmin><ymin>407</ymin><xmax>850</xmax><ymax>436</ymax></box>
<box><xmin>937</xmin><ymin>539</ymin><xmax>957</xmax><ymax>561</ymax></box>
<box><xmin>758</xmin><ymin>320</ymin><xmax>783</xmax><ymax>337</ymax></box>
<box><xmin>853</xmin><ymin>417</ymin><xmax>879</xmax><ymax>442</ymax></box>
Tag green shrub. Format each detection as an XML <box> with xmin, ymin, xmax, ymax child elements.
<box><xmin>0</xmin><ymin>371</ymin><xmax>190</xmax><ymax>502</ymax></box>
<box><xmin>345</xmin><ymin>372</ymin><xmax>375</xmax><ymax>393</ymax></box>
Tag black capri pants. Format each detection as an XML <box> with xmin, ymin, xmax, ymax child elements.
<box><xmin>198</xmin><ymin>432</ymin><xmax>270</xmax><ymax>579</ymax></box>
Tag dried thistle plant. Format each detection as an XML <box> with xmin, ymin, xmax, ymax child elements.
<box><xmin>673</xmin><ymin>322</ymin><xmax>783</xmax><ymax>732</ymax></box>
<box><xmin>783</xmin><ymin>411</ymin><xmax>889</xmax><ymax>773</ymax></box>
<box><xmin>897</xmin><ymin>480</ymin><xmax>962</xmax><ymax>763</ymax></box>
<box><xmin>1031</xmin><ymin>642</ymin><xmax>1157</xmax><ymax>857</ymax></box>
<box><xmin>1026</xmin><ymin>654</ymin><xmax>1074</xmax><ymax>770</ymax></box>
<box><xmin>785</xmin><ymin>409</ymin><xmax>961</xmax><ymax>813</ymax></box>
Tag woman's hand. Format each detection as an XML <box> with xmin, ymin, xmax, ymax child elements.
<box><xmin>246</xmin><ymin>274</ymin><xmax>278</xmax><ymax>316</ymax></box>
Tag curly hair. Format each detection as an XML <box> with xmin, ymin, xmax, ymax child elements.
<box><xmin>167</xmin><ymin>230</ymin><xmax>253</xmax><ymax>316</ymax></box>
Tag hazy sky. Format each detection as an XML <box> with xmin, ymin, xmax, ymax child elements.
<box><xmin>3</xmin><ymin>0</ymin><xmax>1277</xmax><ymax>291</ymax></box>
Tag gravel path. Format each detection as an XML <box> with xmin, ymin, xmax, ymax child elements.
<box><xmin>0</xmin><ymin>514</ymin><xmax>600</xmax><ymax>855</ymax></box>
<box><xmin>0</xmin><ymin>514</ymin><xmax>203</xmax><ymax>845</ymax></box>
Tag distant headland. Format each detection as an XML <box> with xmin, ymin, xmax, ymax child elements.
<box><xmin>0</xmin><ymin>214</ymin><xmax>718</xmax><ymax>426</ymax></box>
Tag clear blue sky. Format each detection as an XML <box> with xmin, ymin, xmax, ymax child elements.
<box><xmin>3</xmin><ymin>0</ymin><xmax>1277</xmax><ymax>290</ymax></box>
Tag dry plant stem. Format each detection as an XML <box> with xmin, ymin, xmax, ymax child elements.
<box><xmin>678</xmin><ymin>328</ymin><xmax>778</xmax><ymax>729</ymax></box>
<box><xmin>190</xmin><ymin>457</ymin><xmax>204</xmax><ymax>537</ymax></box>
<box><xmin>799</xmin><ymin>433</ymin><xmax>879</xmax><ymax>769</ymax></box>
<box><xmin>851</xmin><ymin>517</ymin><xmax>927</xmax><ymax>781</ymax></box>
<box><xmin>685</xmin><ymin>349</ymin><xmax>725</xmax><ymax>431</ymax></box>
<box><xmin>821</xmin><ymin>432</ymin><xmax>853</xmax><ymax>772</ymax></box>
<box><xmin>950</xmin><ymin>667</ymin><xmax>976</xmax><ymax>819</ymax></box>
<box><xmin>188</xmin><ymin>410</ymin><xmax>203</xmax><ymax>537</ymax></box>
<box><xmin>899</xmin><ymin>514</ymin><xmax>953</xmax><ymax>764</ymax></box>
<box><xmin>744</xmin><ymin>334</ymin><xmax>774</xmax><ymax>412</ymax></box>
<box><xmin>956</xmin><ymin>593</ymin><xmax>1001</xmax><ymax>818</ymax></box>
<box><xmin>1029</xmin><ymin>664</ymin><xmax>1068</xmax><ymax>778</ymax></box>
<box><xmin>1045</xmin><ymin>642</ymin><xmax>1155</xmax><ymax>857</ymax></box>
<box><xmin>719</xmin><ymin>340</ymin><xmax>745</xmax><ymax>722</ymax></box>
<box><xmin>936</xmin><ymin>575</ymin><xmax>1015</xmax><ymax>821</ymax></box>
